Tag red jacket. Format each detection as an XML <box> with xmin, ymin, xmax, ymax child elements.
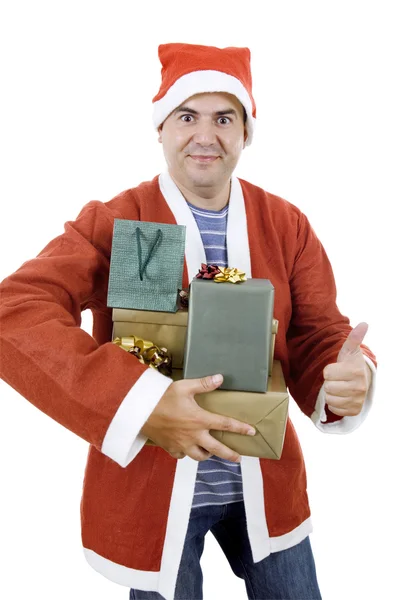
<box><xmin>0</xmin><ymin>172</ymin><xmax>377</xmax><ymax>599</ymax></box>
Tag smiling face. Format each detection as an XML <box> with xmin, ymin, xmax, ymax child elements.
<box><xmin>158</xmin><ymin>92</ymin><xmax>247</xmax><ymax>197</ymax></box>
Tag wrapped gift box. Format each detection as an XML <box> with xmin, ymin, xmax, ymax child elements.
<box><xmin>183</xmin><ymin>278</ymin><xmax>275</xmax><ymax>392</ymax></box>
<box><xmin>112</xmin><ymin>308</ymin><xmax>278</xmax><ymax>376</ymax></box>
<box><xmin>145</xmin><ymin>361</ymin><xmax>289</xmax><ymax>460</ymax></box>
<box><xmin>112</xmin><ymin>308</ymin><xmax>188</xmax><ymax>368</ymax></box>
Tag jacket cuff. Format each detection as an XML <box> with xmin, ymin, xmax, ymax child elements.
<box><xmin>310</xmin><ymin>355</ymin><xmax>377</xmax><ymax>434</ymax></box>
<box><xmin>101</xmin><ymin>368</ymin><xmax>172</xmax><ymax>467</ymax></box>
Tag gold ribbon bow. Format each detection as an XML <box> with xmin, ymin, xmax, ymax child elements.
<box><xmin>113</xmin><ymin>336</ymin><xmax>172</xmax><ymax>375</ymax></box>
<box><xmin>214</xmin><ymin>267</ymin><xmax>247</xmax><ymax>283</ymax></box>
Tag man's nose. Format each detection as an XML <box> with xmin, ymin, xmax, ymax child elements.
<box><xmin>191</xmin><ymin>120</ymin><xmax>217</xmax><ymax>146</ymax></box>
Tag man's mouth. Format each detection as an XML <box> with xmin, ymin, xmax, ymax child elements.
<box><xmin>189</xmin><ymin>155</ymin><xmax>220</xmax><ymax>163</ymax></box>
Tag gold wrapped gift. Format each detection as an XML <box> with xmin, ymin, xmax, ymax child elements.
<box><xmin>112</xmin><ymin>308</ymin><xmax>188</xmax><ymax>369</ymax></box>
<box><xmin>112</xmin><ymin>335</ymin><xmax>172</xmax><ymax>376</ymax></box>
<box><xmin>145</xmin><ymin>361</ymin><xmax>288</xmax><ymax>460</ymax></box>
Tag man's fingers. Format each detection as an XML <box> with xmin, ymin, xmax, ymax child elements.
<box><xmin>324</xmin><ymin>360</ymin><xmax>366</xmax><ymax>381</ymax></box>
<box><xmin>185</xmin><ymin>445</ymin><xmax>214</xmax><ymax>462</ymax></box>
<box><xmin>201</xmin><ymin>409</ymin><xmax>256</xmax><ymax>437</ymax></box>
<box><xmin>197</xmin><ymin>433</ymin><xmax>242</xmax><ymax>463</ymax></box>
<box><xmin>337</xmin><ymin>322</ymin><xmax>368</xmax><ymax>362</ymax></box>
<box><xmin>327</xmin><ymin>404</ymin><xmax>351</xmax><ymax>417</ymax></box>
<box><xmin>325</xmin><ymin>393</ymin><xmax>364</xmax><ymax>416</ymax></box>
<box><xmin>324</xmin><ymin>378</ymin><xmax>368</xmax><ymax>396</ymax></box>
<box><xmin>168</xmin><ymin>451</ymin><xmax>186</xmax><ymax>460</ymax></box>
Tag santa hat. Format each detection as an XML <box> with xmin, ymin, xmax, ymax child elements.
<box><xmin>152</xmin><ymin>43</ymin><xmax>256</xmax><ymax>146</ymax></box>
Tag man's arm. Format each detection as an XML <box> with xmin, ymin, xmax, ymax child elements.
<box><xmin>285</xmin><ymin>211</ymin><xmax>377</xmax><ymax>427</ymax></box>
<box><xmin>0</xmin><ymin>199</ymin><xmax>172</xmax><ymax>467</ymax></box>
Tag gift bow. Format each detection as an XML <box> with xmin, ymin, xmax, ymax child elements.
<box><xmin>113</xmin><ymin>335</ymin><xmax>172</xmax><ymax>375</ymax></box>
<box><xmin>214</xmin><ymin>267</ymin><xmax>247</xmax><ymax>283</ymax></box>
<box><xmin>196</xmin><ymin>263</ymin><xmax>221</xmax><ymax>279</ymax></box>
<box><xmin>196</xmin><ymin>264</ymin><xmax>246</xmax><ymax>283</ymax></box>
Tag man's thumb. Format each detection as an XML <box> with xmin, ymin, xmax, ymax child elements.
<box><xmin>192</xmin><ymin>374</ymin><xmax>224</xmax><ymax>394</ymax></box>
<box><xmin>337</xmin><ymin>322</ymin><xmax>368</xmax><ymax>362</ymax></box>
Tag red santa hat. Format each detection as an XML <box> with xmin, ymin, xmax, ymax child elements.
<box><xmin>152</xmin><ymin>43</ymin><xmax>256</xmax><ymax>146</ymax></box>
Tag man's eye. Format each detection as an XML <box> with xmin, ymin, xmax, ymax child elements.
<box><xmin>217</xmin><ymin>117</ymin><xmax>231</xmax><ymax>125</ymax></box>
<box><xmin>181</xmin><ymin>115</ymin><xmax>194</xmax><ymax>122</ymax></box>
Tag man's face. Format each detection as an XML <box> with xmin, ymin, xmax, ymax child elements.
<box><xmin>158</xmin><ymin>92</ymin><xmax>247</xmax><ymax>194</ymax></box>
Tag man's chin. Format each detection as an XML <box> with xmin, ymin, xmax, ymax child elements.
<box><xmin>183</xmin><ymin>165</ymin><xmax>222</xmax><ymax>186</ymax></box>
<box><xmin>186</xmin><ymin>174</ymin><xmax>217</xmax><ymax>188</ymax></box>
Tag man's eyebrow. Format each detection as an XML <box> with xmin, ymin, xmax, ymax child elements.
<box><xmin>173</xmin><ymin>106</ymin><xmax>198</xmax><ymax>115</ymax></box>
<box><xmin>214</xmin><ymin>109</ymin><xmax>238</xmax><ymax>118</ymax></box>
<box><xmin>173</xmin><ymin>106</ymin><xmax>239</xmax><ymax>118</ymax></box>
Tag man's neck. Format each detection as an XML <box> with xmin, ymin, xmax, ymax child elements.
<box><xmin>169</xmin><ymin>173</ymin><xmax>231</xmax><ymax>211</ymax></box>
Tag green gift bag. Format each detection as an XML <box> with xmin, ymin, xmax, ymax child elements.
<box><xmin>107</xmin><ymin>219</ymin><xmax>186</xmax><ymax>312</ymax></box>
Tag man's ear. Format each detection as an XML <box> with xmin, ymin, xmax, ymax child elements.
<box><xmin>243</xmin><ymin>126</ymin><xmax>248</xmax><ymax>147</ymax></box>
<box><xmin>157</xmin><ymin>125</ymin><xmax>163</xmax><ymax>144</ymax></box>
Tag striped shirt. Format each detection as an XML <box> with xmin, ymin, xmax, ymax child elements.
<box><xmin>186</xmin><ymin>200</ymin><xmax>244</xmax><ymax>508</ymax></box>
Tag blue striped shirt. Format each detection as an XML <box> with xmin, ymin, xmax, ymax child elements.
<box><xmin>187</xmin><ymin>200</ymin><xmax>244</xmax><ymax>508</ymax></box>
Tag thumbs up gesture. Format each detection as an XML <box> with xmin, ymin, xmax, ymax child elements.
<box><xmin>323</xmin><ymin>322</ymin><xmax>372</xmax><ymax>417</ymax></box>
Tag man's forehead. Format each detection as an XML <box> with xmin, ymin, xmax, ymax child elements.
<box><xmin>175</xmin><ymin>92</ymin><xmax>243</xmax><ymax>113</ymax></box>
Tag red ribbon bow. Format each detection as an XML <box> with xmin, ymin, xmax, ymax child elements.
<box><xmin>195</xmin><ymin>263</ymin><xmax>221</xmax><ymax>280</ymax></box>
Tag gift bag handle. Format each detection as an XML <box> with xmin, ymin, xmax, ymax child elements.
<box><xmin>136</xmin><ymin>227</ymin><xmax>163</xmax><ymax>281</ymax></box>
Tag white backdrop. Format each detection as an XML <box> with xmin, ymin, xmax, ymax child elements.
<box><xmin>0</xmin><ymin>1</ymin><xmax>398</xmax><ymax>599</ymax></box>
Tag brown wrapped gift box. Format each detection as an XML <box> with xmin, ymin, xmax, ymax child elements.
<box><xmin>112</xmin><ymin>308</ymin><xmax>188</xmax><ymax>369</ymax></box>
<box><xmin>145</xmin><ymin>361</ymin><xmax>288</xmax><ymax>460</ymax></box>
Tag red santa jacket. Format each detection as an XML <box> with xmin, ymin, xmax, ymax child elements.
<box><xmin>0</xmin><ymin>172</ymin><xmax>377</xmax><ymax>599</ymax></box>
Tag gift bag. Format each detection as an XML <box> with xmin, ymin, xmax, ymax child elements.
<box><xmin>107</xmin><ymin>220</ymin><xmax>186</xmax><ymax>312</ymax></box>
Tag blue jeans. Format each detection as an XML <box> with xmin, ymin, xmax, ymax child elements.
<box><xmin>129</xmin><ymin>500</ymin><xmax>322</xmax><ymax>600</ymax></box>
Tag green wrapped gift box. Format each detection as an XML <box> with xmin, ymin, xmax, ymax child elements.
<box><xmin>183</xmin><ymin>278</ymin><xmax>275</xmax><ymax>392</ymax></box>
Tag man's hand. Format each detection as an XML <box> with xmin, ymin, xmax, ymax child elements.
<box><xmin>323</xmin><ymin>322</ymin><xmax>372</xmax><ymax>417</ymax></box>
<box><xmin>140</xmin><ymin>374</ymin><xmax>256</xmax><ymax>463</ymax></box>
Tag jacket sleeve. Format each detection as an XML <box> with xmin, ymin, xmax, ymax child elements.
<box><xmin>0</xmin><ymin>200</ymin><xmax>172</xmax><ymax>467</ymax></box>
<box><xmin>285</xmin><ymin>211</ymin><xmax>377</xmax><ymax>431</ymax></box>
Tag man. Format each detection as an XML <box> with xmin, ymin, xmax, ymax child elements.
<box><xmin>0</xmin><ymin>43</ymin><xmax>377</xmax><ymax>600</ymax></box>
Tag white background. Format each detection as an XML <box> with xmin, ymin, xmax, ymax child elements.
<box><xmin>0</xmin><ymin>1</ymin><xmax>399</xmax><ymax>599</ymax></box>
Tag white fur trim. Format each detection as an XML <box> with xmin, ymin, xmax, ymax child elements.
<box><xmin>241</xmin><ymin>456</ymin><xmax>313</xmax><ymax>560</ymax></box>
<box><xmin>153</xmin><ymin>70</ymin><xmax>255</xmax><ymax>146</ymax></box>
<box><xmin>270</xmin><ymin>517</ymin><xmax>313</xmax><ymax>552</ymax></box>
<box><xmin>83</xmin><ymin>548</ymin><xmax>159</xmax><ymax>591</ymax></box>
<box><xmin>101</xmin><ymin>368</ymin><xmax>172</xmax><ymax>468</ymax></box>
<box><xmin>158</xmin><ymin>457</ymin><xmax>199</xmax><ymax>599</ymax></box>
<box><xmin>241</xmin><ymin>456</ymin><xmax>271</xmax><ymax>561</ymax></box>
<box><xmin>311</xmin><ymin>354</ymin><xmax>377</xmax><ymax>433</ymax></box>
<box><xmin>158</xmin><ymin>172</ymin><xmax>206</xmax><ymax>280</ymax></box>
<box><xmin>158</xmin><ymin>172</ymin><xmax>252</xmax><ymax>281</ymax></box>
<box><xmin>226</xmin><ymin>177</ymin><xmax>252</xmax><ymax>277</ymax></box>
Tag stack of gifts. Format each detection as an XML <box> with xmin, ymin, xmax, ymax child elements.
<box><xmin>107</xmin><ymin>220</ymin><xmax>288</xmax><ymax>459</ymax></box>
